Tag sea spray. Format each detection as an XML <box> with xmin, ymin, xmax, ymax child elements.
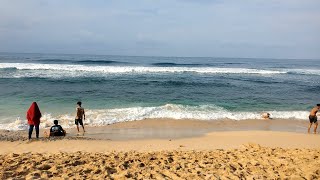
<box><xmin>0</xmin><ymin>104</ymin><xmax>309</xmax><ymax>131</ymax></box>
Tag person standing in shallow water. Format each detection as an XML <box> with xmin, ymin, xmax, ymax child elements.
<box><xmin>308</xmin><ymin>104</ymin><xmax>320</xmax><ymax>134</ymax></box>
<box><xmin>27</xmin><ymin>102</ymin><xmax>42</xmax><ymax>140</ymax></box>
<box><xmin>75</xmin><ymin>101</ymin><xmax>86</xmax><ymax>133</ymax></box>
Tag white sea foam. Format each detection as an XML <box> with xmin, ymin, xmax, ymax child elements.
<box><xmin>0</xmin><ymin>63</ymin><xmax>286</xmax><ymax>78</ymax></box>
<box><xmin>0</xmin><ymin>104</ymin><xmax>309</xmax><ymax>131</ymax></box>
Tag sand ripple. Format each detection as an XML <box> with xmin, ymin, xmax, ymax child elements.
<box><xmin>1</xmin><ymin>144</ymin><xmax>320</xmax><ymax>179</ymax></box>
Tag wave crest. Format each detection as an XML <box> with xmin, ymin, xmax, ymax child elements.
<box><xmin>0</xmin><ymin>63</ymin><xmax>286</xmax><ymax>78</ymax></box>
<box><xmin>0</xmin><ymin>104</ymin><xmax>309</xmax><ymax>130</ymax></box>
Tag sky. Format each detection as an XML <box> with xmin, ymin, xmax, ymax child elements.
<box><xmin>0</xmin><ymin>0</ymin><xmax>319</xmax><ymax>59</ymax></box>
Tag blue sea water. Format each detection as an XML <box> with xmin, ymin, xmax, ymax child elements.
<box><xmin>0</xmin><ymin>53</ymin><xmax>319</xmax><ymax>130</ymax></box>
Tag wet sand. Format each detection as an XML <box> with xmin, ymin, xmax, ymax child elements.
<box><xmin>59</xmin><ymin>118</ymin><xmax>309</xmax><ymax>140</ymax></box>
<box><xmin>0</xmin><ymin>118</ymin><xmax>309</xmax><ymax>141</ymax></box>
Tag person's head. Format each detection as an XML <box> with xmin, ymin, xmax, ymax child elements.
<box><xmin>317</xmin><ymin>104</ymin><xmax>320</xmax><ymax>108</ymax></box>
<box><xmin>77</xmin><ymin>101</ymin><xmax>82</xmax><ymax>107</ymax></box>
<box><xmin>54</xmin><ymin>120</ymin><xmax>58</xmax><ymax>125</ymax></box>
<box><xmin>262</xmin><ymin>112</ymin><xmax>270</xmax><ymax>119</ymax></box>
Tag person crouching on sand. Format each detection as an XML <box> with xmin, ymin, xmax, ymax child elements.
<box><xmin>50</xmin><ymin>120</ymin><xmax>66</xmax><ymax>137</ymax></box>
<box><xmin>75</xmin><ymin>101</ymin><xmax>86</xmax><ymax>133</ymax></box>
<box><xmin>26</xmin><ymin>102</ymin><xmax>42</xmax><ymax>140</ymax></box>
<box><xmin>308</xmin><ymin>104</ymin><xmax>320</xmax><ymax>134</ymax></box>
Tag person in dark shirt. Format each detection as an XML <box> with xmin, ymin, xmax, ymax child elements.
<box><xmin>50</xmin><ymin>120</ymin><xmax>66</xmax><ymax>137</ymax></box>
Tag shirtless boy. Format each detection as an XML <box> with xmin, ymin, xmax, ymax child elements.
<box><xmin>308</xmin><ymin>104</ymin><xmax>320</xmax><ymax>134</ymax></box>
<box><xmin>75</xmin><ymin>101</ymin><xmax>86</xmax><ymax>133</ymax></box>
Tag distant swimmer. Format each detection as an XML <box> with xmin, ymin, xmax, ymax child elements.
<box><xmin>308</xmin><ymin>104</ymin><xmax>320</xmax><ymax>134</ymax></box>
<box><xmin>75</xmin><ymin>101</ymin><xmax>86</xmax><ymax>133</ymax></box>
<box><xmin>261</xmin><ymin>112</ymin><xmax>270</xmax><ymax>119</ymax></box>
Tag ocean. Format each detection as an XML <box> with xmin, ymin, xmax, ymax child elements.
<box><xmin>0</xmin><ymin>53</ymin><xmax>319</xmax><ymax>130</ymax></box>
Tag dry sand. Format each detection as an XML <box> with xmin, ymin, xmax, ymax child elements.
<box><xmin>1</xmin><ymin>119</ymin><xmax>320</xmax><ymax>179</ymax></box>
<box><xmin>1</xmin><ymin>142</ymin><xmax>320</xmax><ymax>179</ymax></box>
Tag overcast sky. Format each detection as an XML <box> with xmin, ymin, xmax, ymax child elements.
<box><xmin>0</xmin><ymin>0</ymin><xmax>319</xmax><ymax>59</ymax></box>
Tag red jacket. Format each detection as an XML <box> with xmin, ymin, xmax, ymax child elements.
<box><xmin>26</xmin><ymin>102</ymin><xmax>42</xmax><ymax>126</ymax></box>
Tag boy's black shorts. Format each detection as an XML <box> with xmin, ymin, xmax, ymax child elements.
<box><xmin>75</xmin><ymin>118</ymin><xmax>83</xmax><ymax>125</ymax></box>
<box><xmin>309</xmin><ymin>115</ymin><xmax>317</xmax><ymax>123</ymax></box>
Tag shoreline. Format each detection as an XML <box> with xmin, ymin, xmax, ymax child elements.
<box><xmin>0</xmin><ymin>118</ymin><xmax>311</xmax><ymax>141</ymax></box>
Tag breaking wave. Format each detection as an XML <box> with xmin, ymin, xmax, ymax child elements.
<box><xmin>0</xmin><ymin>63</ymin><xmax>287</xmax><ymax>78</ymax></box>
<box><xmin>0</xmin><ymin>104</ymin><xmax>309</xmax><ymax>131</ymax></box>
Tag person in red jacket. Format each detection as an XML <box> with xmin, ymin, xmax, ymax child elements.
<box><xmin>26</xmin><ymin>102</ymin><xmax>42</xmax><ymax>140</ymax></box>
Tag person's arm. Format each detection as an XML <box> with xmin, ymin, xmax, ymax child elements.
<box><xmin>83</xmin><ymin>109</ymin><xmax>85</xmax><ymax>120</ymax></box>
<box><xmin>59</xmin><ymin>125</ymin><xmax>66</xmax><ymax>136</ymax></box>
<box><xmin>49</xmin><ymin>127</ymin><xmax>53</xmax><ymax>136</ymax></box>
<box><xmin>59</xmin><ymin>125</ymin><xmax>64</xmax><ymax>131</ymax></box>
<box><xmin>75</xmin><ymin>108</ymin><xmax>78</xmax><ymax>118</ymax></box>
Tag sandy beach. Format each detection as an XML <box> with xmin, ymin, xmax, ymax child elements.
<box><xmin>1</xmin><ymin>119</ymin><xmax>320</xmax><ymax>179</ymax></box>
<box><xmin>1</xmin><ymin>0</ymin><xmax>319</xmax><ymax>178</ymax></box>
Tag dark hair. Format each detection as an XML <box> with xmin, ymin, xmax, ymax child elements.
<box><xmin>77</xmin><ymin>101</ymin><xmax>82</xmax><ymax>106</ymax></box>
<box><xmin>317</xmin><ymin>104</ymin><xmax>320</xmax><ymax>106</ymax></box>
<box><xmin>54</xmin><ymin>120</ymin><xmax>58</xmax><ymax>125</ymax></box>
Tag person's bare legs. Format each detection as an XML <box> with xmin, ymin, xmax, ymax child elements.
<box><xmin>314</xmin><ymin>122</ymin><xmax>318</xmax><ymax>134</ymax></box>
<box><xmin>76</xmin><ymin>125</ymin><xmax>80</xmax><ymax>133</ymax></box>
<box><xmin>81</xmin><ymin>124</ymin><xmax>85</xmax><ymax>132</ymax></box>
<box><xmin>308</xmin><ymin>123</ymin><xmax>312</xmax><ymax>133</ymax></box>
